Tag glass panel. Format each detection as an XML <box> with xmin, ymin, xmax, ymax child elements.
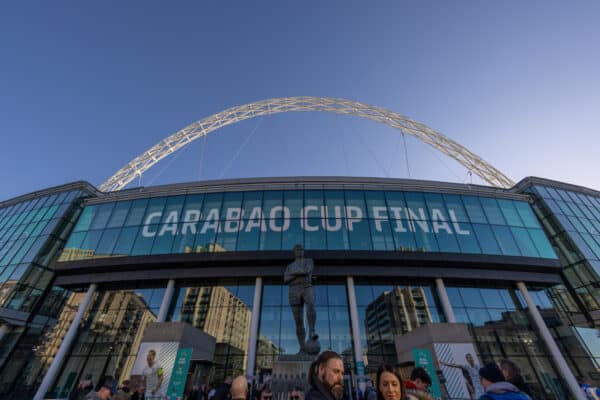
<box><xmin>141</xmin><ymin>197</ymin><xmax>167</xmax><ymax>225</ymax></box>
<box><xmin>282</xmin><ymin>219</ymin><xmax>303</xmax><ymax>251</ymax></box>
<box><xmin>160</xmin><ymin>195</ymin><xmax>185</xmax><ymax>224</ymax></box>
<box><xmin>369</xmin><ymin>219</ymin><xmax>395</xmax><ymax>251</ymax></box>
<box><xmin>497</xmin><ymin>199</ymin><xmax>523</xmax><ymax>227</ymax></box>
<box><xmin>473</xmin><ymin>224</ymin><xmax>501</xmax><ymax>255</ymax></box>
<box><xmin>462</xmin><ymin>196</ymin><xmax>488</xmax><ymax>223</ymax></box>
<box><xmin>529</xmin><ymin>229</ymin><xmax>557</xmax><ymax>258</ymax></box>
<box><xmin>113</xmin><ymin>227</ymin><xmax>140</xmax><ymax>256</ymax></box>
<box><xmin>510</xmin><ymin>227</ymin><xmax>540</xmax><ymax>257</ymax></box>
<box><xmin>259</xmin><ymin>220</ymin><xmax>282</xmax><ymax>250</ymax></box>
<box><xmin>124</xmin><ymin>199</ymin><xmax>149</xmax><ymax>226</ymax></box>
<box><xmin>304</xmin><ymin>218</ymin><xmax>326</xmax><ymax>250</ymax></box>
<box><xmin>73</xmin><ymin>206</ymin><xmax>96</xmax><ymax>232</ymax></box>
<box><xmin>480</xmin><ymin>198</ymin><xmax>506</xmax><ymax>225</ymax></box>
<box><xmin>284</xmin><ymin>191</ymin><xmax>303</xmax><ymax>218</ymax></box>
<box><xmin>95</xmin><ymin>228</ymin><xmax>120</xmax><ymax>256</ymax></box>
<box><xmin>514</xmin><ymin>201</ymin><xmax>541</xmax><ymax>228</ymax></box>
<box><xmin>89</xmin><ymin>203</ymin><xmax>115</xmax><ymax>230</ymax></box>
<box><xmin>455</xmin><ymin>223</ymin><xmax>481</xmax><ymax>254</ymax></box>
<box><xmin>365</xmin><ymin>191</ymin><xmax>389</xmax><ymax>219</ymax></box>
<box><xmin>181</xmin><ymin>194</ymin><xmax>204</xmax><ymax>221</ymax></box>
<box><xmin>492</xmin><ymin>225</ymin><xmax>521</xmax><ymax>256</ymax></box>
<box><xmin>106</xmin><ymin>201</ymin><xmax>131</xmax><ymax>228</ymax></box>
<box><xmin>435</xmin><ymin>228</ymin><xmax>460</xmax><ymax>253</ymax></box>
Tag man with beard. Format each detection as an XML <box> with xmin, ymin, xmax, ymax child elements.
<box><xmin>307</xmin><ymin>350</ymin><xmax>345</xmax><ymax>400</ymax></box>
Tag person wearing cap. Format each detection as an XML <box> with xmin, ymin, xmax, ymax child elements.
<box><xmin>84</xmin><ymin>378</ymin><xmax>116</xmax><ymax>400</ymax></box>
<box><xmin>478</xmin><ymin>363</ymin><xmax>530</xmax><ymax>400</ymax></box>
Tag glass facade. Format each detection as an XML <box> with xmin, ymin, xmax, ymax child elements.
<box><xmin>0</xmin><ymin>189</ymin><xmax>88</xmax><ymax>313</ymax></box>
<box><xmin>59</xmin><ymin>189</ymin><xmax>556</xmax><ymax>261</ymax></box>
<box><xmin>527</xmin><ymin>184</ymin><xmax>600</xmax><ymax>315</ymax></box>
<box><xmin>0</xmin><ymin>178</ymin><xmax>596</xmax><ymax>400</ymax></box>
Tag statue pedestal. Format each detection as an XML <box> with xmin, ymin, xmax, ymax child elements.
<box><xmin>271</xmin><ymin>355</ymin><xmax>314</xmax><ymax>397</ymax></box>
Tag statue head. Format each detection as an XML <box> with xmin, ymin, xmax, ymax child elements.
<box><xmin>293</xmin><ymin>244</ymin><xmax>304</xmax><ymax>259</ymax></box>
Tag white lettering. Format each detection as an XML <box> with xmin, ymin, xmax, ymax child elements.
<box><xmin>181</xmin><ymin>210</ymin><xmax>200</xmax><ymax>235</ymax></box>
<box><xmin>389</xmin><ymin>207</ymin><xmax>407</xmax><ymax>232</ymax></box>
<box><xmin>449</xmin><ymin>210</ymin><xmax>470</xmax><ymax>235</ymax></box>
<box><xmin>269</xmin><ymin>206</ymin><xmax>290</xmax><ymax>232</ymax></box>
<box><xmin>142</xmin><ymin>212</ymin><xmax>162</xmax><ymax>237</ymax></box>
<box><xmin>346</xmin><ymin>206</ymin><xmax>363</xmax><ymax>231</ymax></box>
<box><xmin>431</xmin><ymin>208</ymin><xmax>452</xmax><ymax>234</ymax></box>
<box><xmin>301</xmin><ymin>206</ymin><xmax>319</xmax><ymax>231</ymax></box>
<box><xmin>159</xmin><ymin>211</ymin><xmax>179</xmax><ymax>236</ymax></box>
<box><xmin>407</xmin><ymin>208</ymin><xmax>429</xmax><ymax>232</ymax></box>
<box><xmin>245</xmin><ymin>207</ymin><xmax>266</xmax><ymax>232</ymax></box>
<box><xmin>200</xmin><ymin>208</ymin><xmax>220</xmax><ymax>233</ymax></box>
<box><xmin>224</xmin><ymin>208</ymin><xmax>242</xmax><ymax>232</ymax></box>
<box><xmin>321</xmin><ymin>206</ymin><xmax>342</xmax><ymax>231</ymax></box>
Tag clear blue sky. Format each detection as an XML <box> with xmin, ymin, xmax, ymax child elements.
<box><xmin>1</xmin><ymin>1</ymin><xmax>599</xmax><ymax>200</ymax></box>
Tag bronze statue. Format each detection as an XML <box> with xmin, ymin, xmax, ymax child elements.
<box><xmin>284</xmin><ymin>244</ymin><xmax>320</xmax><ymax>355</ymax></box>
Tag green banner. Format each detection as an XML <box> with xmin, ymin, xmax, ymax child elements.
<box><xmin>412</xmin><ymin>348</ymin><xmax>442</xmax><ymax>400</ymax></box>
<box><xmin>166</xmin><ymin>347</ymin><xmax>193</xmax><ymax>400</ymax></box>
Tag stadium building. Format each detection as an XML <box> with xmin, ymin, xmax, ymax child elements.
<box><xmin>0</xmin><ymin>98</ymin><xmax>598</xmax><ymax>400</ymax></box>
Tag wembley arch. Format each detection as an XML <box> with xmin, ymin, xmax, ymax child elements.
<box><xmin>99</xmin><ymin>96</ymin><xmax>514</xmax><ymax>192</ymax></box>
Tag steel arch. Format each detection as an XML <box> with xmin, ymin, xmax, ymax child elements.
<box><xmin>100</xmin><ymin>97</ymin><xmax>514</xmax><ymax>192</ymax></box>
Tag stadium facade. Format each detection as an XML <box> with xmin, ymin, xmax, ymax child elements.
<box><xmin>0</xmin><ymin>176</ymin><xmax>598</xmax><ymax>399</ymax></box>
<box><xmin>0</xmin><ymin>97</ymin><xmax>597</xmax><ymax>400</ymax></box>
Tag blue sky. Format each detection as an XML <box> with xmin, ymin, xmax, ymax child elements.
<box><xmin>1</xmin><ymin>1</ymin><xmax>599</xmax><ymax>200</ymax></box>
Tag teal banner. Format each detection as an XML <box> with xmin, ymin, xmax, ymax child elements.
<box><xmin>412</xmin><ymin>348</ymin><xmax>442</xmax><ymax>400</ymax></box>
<box><xmin>166</xmin><ymin>347</ymin><xmax>193</xmax><ymax>400</ymax></box>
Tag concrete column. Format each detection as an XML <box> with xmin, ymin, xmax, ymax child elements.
<box><xmin>516</xmin><ymin>281</ymin><xmax>586</xmax><ymax>400</ymax></box>
<box><xmin>34</xmin><ymin>283</ymin><xmax>97</xmax><ymax>400</ymax></box>
<box><xmin>157</xmin><ymin>279</ymin><xmax>176</xmax><ymax>323</ymax></box>
<box><xmin>435</xmin><ymin>278</ymin><xmax>456</xmax><ymax>323</ymax></box>
<box><xmin>246</xmin><ymin>277</ymin><xmax>263</xmax><ymax>378</ymax></box>
<box><xmin>346</xmin><ymin>277</ymin><xmax>365</xmax><ymax>376</ymax></box>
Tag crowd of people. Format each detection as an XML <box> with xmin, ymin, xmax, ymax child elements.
<box><xmin>69</xmin><ymin>349</ymin><xmax>594</xmax><ymax>400</ymax></box>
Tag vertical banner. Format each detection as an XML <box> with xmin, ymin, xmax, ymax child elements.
<box><xmin>132</xmin><ymin>342</ymin><xmax>180</xmax><ymax>399</ymax></box>
<box><xmin>412</xmin><ymin>348</ymin><xmax>442</xmax><ymax>399</ymax></box>
<box><xmin>434</xmin><ymin>343</ymin><xmax>484</xmax><ymax>400</ymax></box>
<box><xmin>166</xmin><ymin>347</ymin><xmax>193</xmax><ymax>400</ymax></box>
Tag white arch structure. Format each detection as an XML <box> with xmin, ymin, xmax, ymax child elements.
<box><xmin>100</xmin><ymin>97</ymin><xmax>514</xmax><ymax>192</ymax></box>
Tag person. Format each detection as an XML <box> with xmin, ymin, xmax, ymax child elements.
<box><xmin>579</xmin><ymin>378</ymin><xmax>600</xmax><ymax>400</ymax></box>
<box><xmin>403</xmin><ymin>367</ymin><xmax>432</xmax><ymax>400</ymax></box>
<box><xmin>440</xmin><ymin>353</ymin><xmax>484</xmax><ymax>399</ymax></box>
<box><xmin>285</xmin><ymin>244</ymin><xmax>319</xmax><ymax>354</ymax></box>
<box><xmin>84</xmin><ymin>378</ymin><xmax>116</xmax><ymax>400</ymax></box>
<box><xmin>497</xmin><ymin>359</ymin><xmax>532</xmax><ymax>397</ymax></box>
<box><xmin>116</xmin><ymin>379</ymin><xmax>131</xmax><ymax>399</ymax></box>
<box><xmin>70</xmin><ymin>375</ymin><xmax>94</xmax><ymax>400</ymax></box>
<box><xmin>142</xmin><ymin>349</ymin><xmax>164</xmax><ymax>398</ymax></box>
<box><xmin>208</xmin><ymin>384</ymin><xmax>217</xmax><ymax>400</ymax></box>
<box><xmin>230</xmin><ymin>375</ymin><xmax>248</xmax><ymax>400</ymax></box>
<box><xmin>130</xmin><ymin>386</ymin><xmax>145</xmax><ymax>400</ymax></box>
<box><xmin>306</xmin><ymin>350</ymin><xmax>345</xmax><ymax>400</ymax></box>
<box><xmin>289</xmin><ymin>385</ymin><xmax>305</xmax><ymax>400</ymax></box>
<box><xmin>214</xmin><ymin>376</ymin><xmax>234</xmax><ymax>400</ymax></box>
<box><xmin>478</xmin><ymin>363</ymin><xmax>530</xmax><ymax>400</ymax></box>
<box><xmin>365</xmin><ymin>380</ymin><xmax>377</xmax><ymax>400</ymax></box>
<box><xmin>190</xmin><ymin>385</ymin><xmax>202</xmax><ymax>400</ymax></box>
<box><xmin>258</xmin><ymin>386</ymin><xmax>273</xmax><ymax>400</ymax></box>
<box><xmin>376</xmin><ymin>364</ymin><xmax>406</xmax><ymax>400</ymax></box>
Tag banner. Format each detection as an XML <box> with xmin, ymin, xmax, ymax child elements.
<box><xmin>434</xmin><ymin>343</ymin><xmax>483</xmax><ymax>400</ymax></box>
<box><xmin>166</xmin><ymin>348</ymin><xmax>193</xmax><ymax>400</ymax></box>
<box><xmin>412</xmin><ymin>348</ymin><xmax>442</xmax><ymax>399</ymax></box>
<box><xmin>132</xmin><ymin>342</ymin><xmax>180</xmax><ymax>399</ymax></box>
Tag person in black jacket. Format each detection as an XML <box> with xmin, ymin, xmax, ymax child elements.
<box><xmin>306</xmin><ymin>350</ymin><xmax>345</xmax><ymax>400</ymax></box>
<box><xmin>497</xmin><ymin>359</ymin><xmax>533</xmax><ymax>398</ymax></box>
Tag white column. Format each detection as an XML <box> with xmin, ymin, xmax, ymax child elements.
<box><xmin>245</xmin><ymin>277</ymin><xmax>263</xmax><ymax>379</ymax></box>
<box><xmin>157</xmin><ymin>279</ymin><xmax>176</xmax><ymax>323</ymax></box>
<box><xmin>516</xmin><ymin>281</ymin><xmax>586</xmax><ymax>400</ymax></box>
<box><xmin>435</xmin><ymin>278</ymin><xmax>456</xmax><ymax>323</ymax></box>
<box><xmin>346</xmin><ymin>277</ymin><xmax>365</xmax><ymax>376</ymax></box>
<box><xmin>34</xmin><ymin>283</ymin><xmax>97</xmax><ymax>400</ymax></box>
